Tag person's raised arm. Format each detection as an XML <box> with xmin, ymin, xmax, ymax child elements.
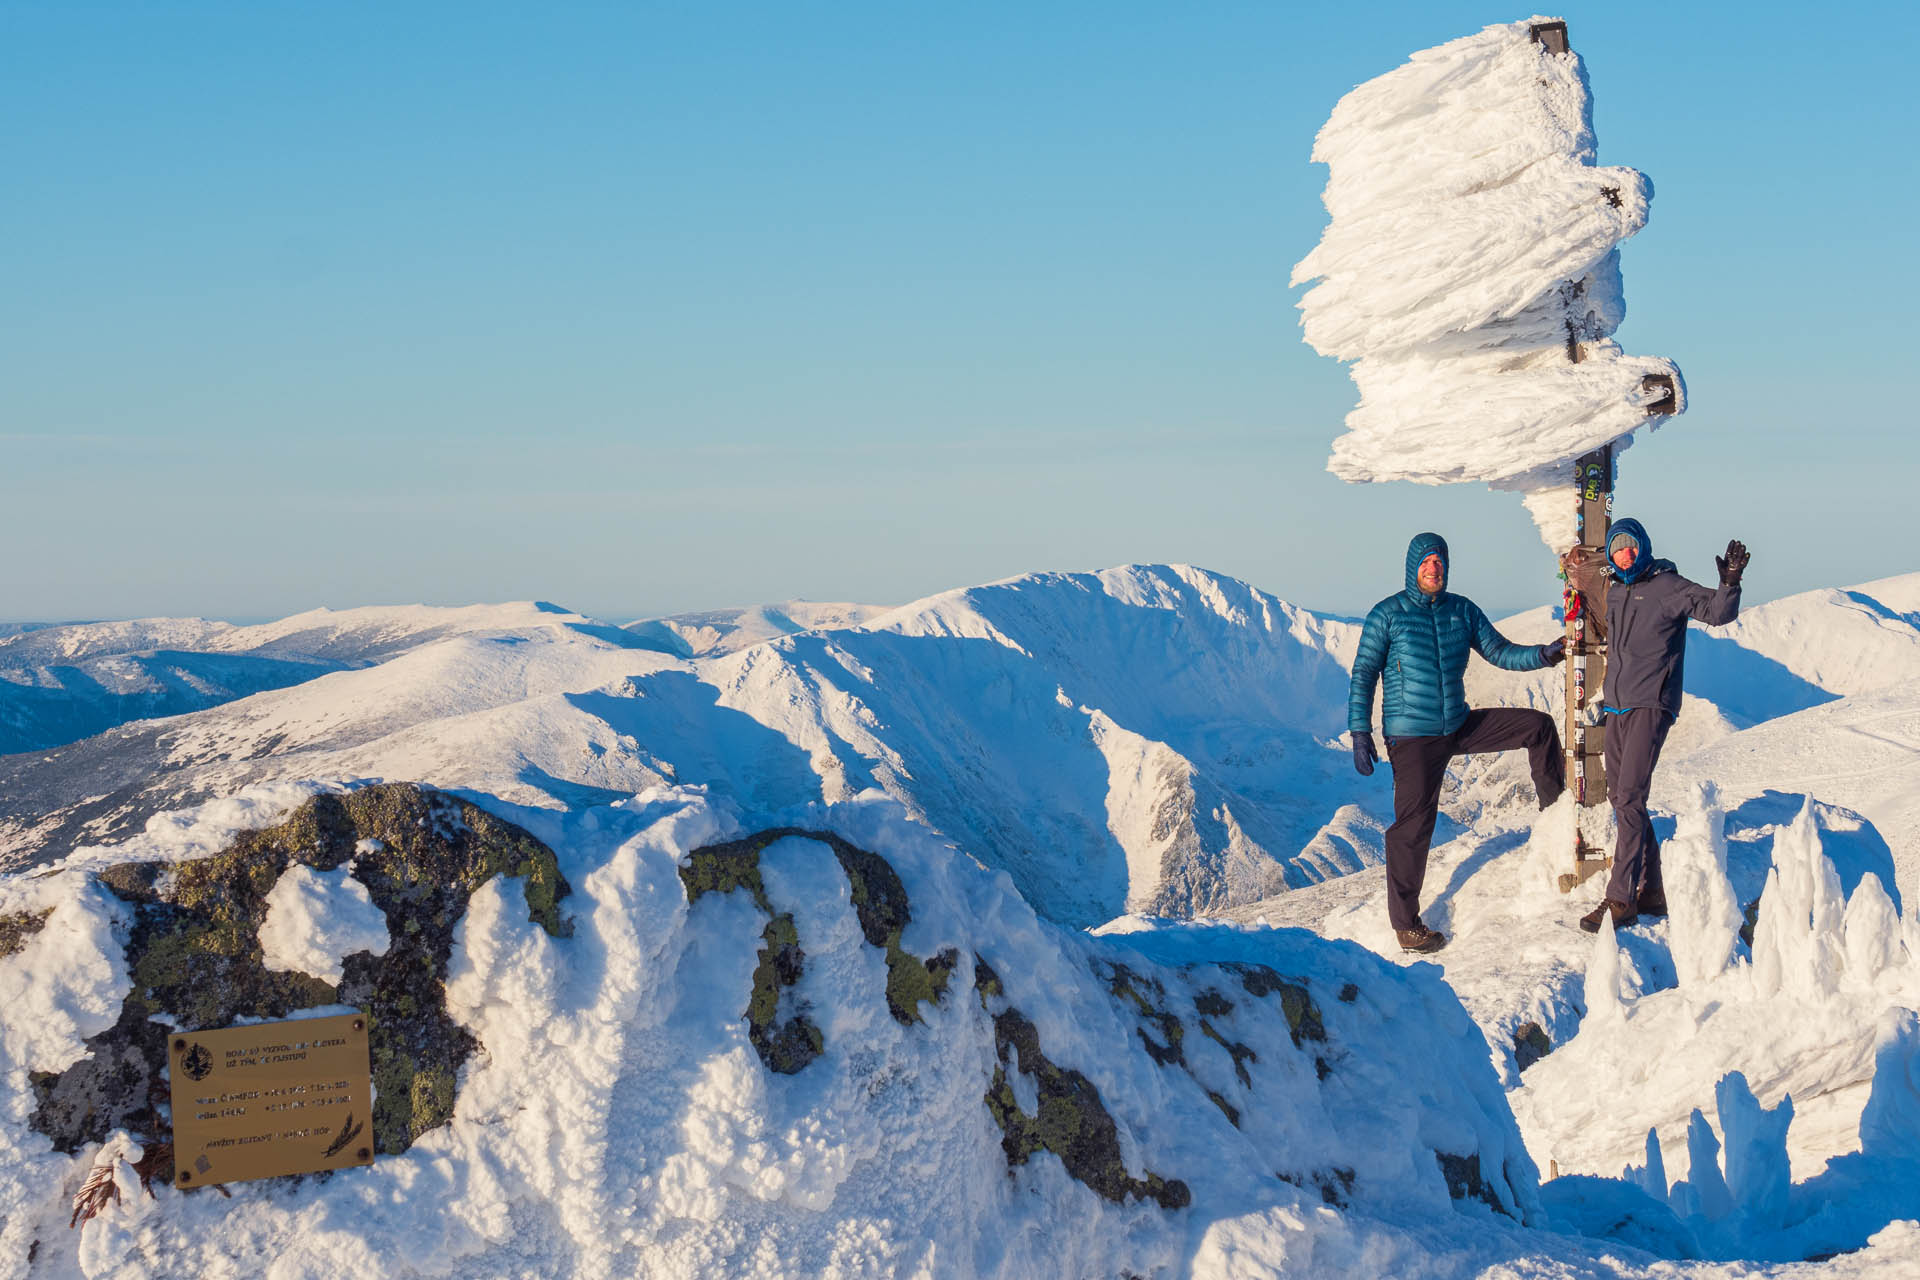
<box><xmin>1685</xmin><ymin>539</ymin><xmax>1747</xmax><ymax>626</ymax></box>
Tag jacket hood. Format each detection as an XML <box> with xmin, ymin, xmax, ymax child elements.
<box><xmin>1404</xmin><ymin>532</ymin><xmax>1449</xmax><ymax>598</ymax></box>
<box><xmin>1608</xmin><ymin>517</ymin><xmax>1654</xmax><ymax>584</ymax></box>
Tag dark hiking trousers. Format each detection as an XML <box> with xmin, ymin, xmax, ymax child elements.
<box><xmin>1604</xmin><ymin>707</ymin><xmax>1675</xmax><ymax>905</ymax></box>
<box><xmin>1384</xmin><ymin>708</ymin><xmax>1565</xmax><ymax>931</ymax></box>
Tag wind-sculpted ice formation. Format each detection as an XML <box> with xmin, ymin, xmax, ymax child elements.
<box><xmin>1291</xmin><ymin>16</ymin><xmax>1685</xmax><ymax>550</ymax></box>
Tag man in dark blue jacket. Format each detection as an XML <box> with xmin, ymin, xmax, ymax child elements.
<box><xmin>1577</xmin><ymin>517</ymin><xmax>1746</xmax><ymax>935</ymax></box>
<box><xmin>1349</xmin><ymin>532</ymin><xmax>1566</xmax><ymax>953</ymax></box>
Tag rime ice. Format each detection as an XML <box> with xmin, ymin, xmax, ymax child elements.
<box><xmin>1292</xmin><ymin>16</ymin><xmax>1686</xmax><ymax>550</ymax></box>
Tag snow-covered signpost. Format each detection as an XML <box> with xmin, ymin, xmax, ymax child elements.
<box><xmin>1291</xmin><ymin>15</ymin><xmax>1685</xmax><ymax>888</ymax></box>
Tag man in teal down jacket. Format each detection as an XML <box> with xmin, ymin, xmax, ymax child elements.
<box><xmin>1348</xmin><ymin>532</ymin><xmax>1567</xmax><ymax>953</ymax></box>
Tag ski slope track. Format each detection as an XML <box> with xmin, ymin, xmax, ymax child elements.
<box><xmin>3</xmin><ymin>566</ymin><xmax>1920</xmax><ymax>1275</ymax></box>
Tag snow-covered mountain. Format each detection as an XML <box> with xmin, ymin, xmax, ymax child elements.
<box><xmin>5</xmin><ymin>564</ymin><xmax>1920</xmax><ymax>1275</ymax></box>
<box><xmin>0</xmin><ymin>603</ymin><xmax>665</xmax><ymax>757</ymax></box>
<box><xmin>0</xmin><ymin>567</ymin><xmax>1370</xmax><ymax>926</ymax></box>
<box><xmin>8</xmin><ymin>568</ymin><xmax>1920</xmax><ymax>925</ymax></box>
<box><xmin>624</xmin><ymin>600</ymin><xmax>894</xmax><ymax>658</ymax></box>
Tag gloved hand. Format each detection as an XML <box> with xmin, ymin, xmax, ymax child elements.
<box><xmin>1541</xmin><ymin>637</ymin><xmax>1567</xmax><ymax>665</ymax></box>
<box><xmin>1716</xmin><ymin>539</ymin><xmax>1750</xmax><ymax>585</ymax></box>
<box><xmin>1351</xmin><ymin>731</ymin><xmax>1377</xmax><ymax>777</ymax></box>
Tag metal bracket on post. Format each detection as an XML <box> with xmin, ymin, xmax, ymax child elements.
<box><xmin>1530</xmin><ymin>21</ymin><xmax>1570</xmax><ymax>55</ymax></box>
<box><xmin>1641</xmin><ymin>373</ymin><xmax>1677</xmax><ymax>416</ymax></box>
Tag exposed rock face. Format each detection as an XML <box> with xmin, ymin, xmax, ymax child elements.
<box><xmin>978</xmin><ymin>957</ymin><xmax>1191</xmax><ymax>1210</ymax></box>
<box><xmin>1513</xmin><ymin>1021</ymin><xmax>1554</xmax><ymax>1072</ymax></box>
<box><xmin>0</xmin><ymin>907</ymin><xmax>52</xmax><ymax>960</ymax></box>
<box><xmin>678</xmin><ymin>828</ymin><xmax>959</xmax><ymax>1076</ymax></box>
<box><xmin>28</xmin><ymin>784</ymin><xmax>571</xmax><ymax>1172</ymax></box>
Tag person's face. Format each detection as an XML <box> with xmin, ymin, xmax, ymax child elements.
<box><xmin>1611</xmin><ymin>544</ymin><xmax>1637</xmax><ymax>572</ymax></box>
<box><xmin>1418</xmin><ymin>554</ymin><xmax>1445</xmax><ymax>593</ymax></box>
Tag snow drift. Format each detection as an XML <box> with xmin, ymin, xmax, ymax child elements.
<box><xmin>1291</xmin><ymin>16</ymin><xmax>1685</xmax><ymax>549</ymax></box>
<box><xmin>0</xmin><ymin>783</ymin><xmax>1539</xmax><ymax>1279</ymax></box>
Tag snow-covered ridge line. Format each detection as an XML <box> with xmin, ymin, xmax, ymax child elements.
<box><xmin>624</xmin><ymin>600</ymin><xmax>894</xmax><ymax>658</ymax></box>
<box><xmin>0</xmin><ymin>602</ymin><xmax>670</xmax><ymax>757</ymax></box>
<box><xmin>7</xmin><ymin>565</ymin><xmax>1920</xmax><ymax>927</ymax></box>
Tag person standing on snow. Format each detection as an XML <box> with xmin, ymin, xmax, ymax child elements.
<box><xmin>1576</xmin><ymin>518</ymin><xmax>1748</xmax><ymax>934</ymax></box>
<box><xmin>1349</xmin><ymin>532</ymin><xmax>1567</xmax><ymax>954</ymax></box>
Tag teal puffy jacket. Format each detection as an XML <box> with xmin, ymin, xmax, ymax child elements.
<box><xmin>1347</xmin><ymin>532</ymin><xmax>1549</xmax><ymax>737</ymax></box>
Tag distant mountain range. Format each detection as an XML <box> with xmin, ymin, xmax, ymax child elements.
<box><xmin>4</xmin><ymin>568</ymin><xmax>1917</xmax><ymax>926</ymax></box>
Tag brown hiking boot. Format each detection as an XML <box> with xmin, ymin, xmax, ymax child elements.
<box><xmin>1396</xmin><ymin>924</ymin><xmax>1448</xmax><ymax>954</ymax></box>
<box><xmin>1579</xmin><ymin>899</ymin><xmax>1637</xmax><ymax>934</ymax></box>
<box><xmin>1636</xmin><ymin>885</ymin><xmax>1669</xmax><ymax>918</ymax></box>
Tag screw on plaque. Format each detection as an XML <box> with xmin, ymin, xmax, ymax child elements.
<box><xmin>357</xmin><ymin>1147</ymin><xmax>372</xmax><ymax>1161</ymax></box>
<box><xmin>178</xmin><ymin>1170</ymin><xmax>191</xmax><ymax>1183</ymax></box>
<box><xmin>174</xmin><ymin>1039</ymin><xmax>186</xmax><ymax>1052</ymax></box>
<box><xmin>352</xmin><ymin>1019</ymin><xmax>364</xmax><ymax>1031</ymax></box>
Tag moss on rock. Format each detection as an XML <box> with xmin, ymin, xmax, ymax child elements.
<box><xmin>1224</xmin><ymin>962</ymin><xmax>1326</xmax><ymax>1049</ymax></box>
<box><xmin>1198</xmin><ymin>1019</ymin><xmax>1259</xmax><ymax>1090</ymax></box>
<box><xmin>681</xmin><ymin>828</ymin><xmax>955</xmax><ymax>1076</ymax></box>
<box><xmin>1513</xmin><ymin>1021</ymin><xmax>1552</xmax><ymax>1073</ymax></box>
<box><xmin>29</xmin><ymin>783</ymin><xmax>572</xmax><ymax>1163</ymax></box>
<box><xmin>1101</xmin><ymin>960</ymin><xmax>1185</xmax><ymax>1068</ymax></box>
<box><xmin>0</xmin><ymin>907</ymin><xmax>54</xmax><ymax>961</ymax></box>
<box><xmin>1281</xmin><ymin>1166</ymin><xmax>1357</xmax><ymax>1207</ymax></box>
<box><xmin>975</xmin><ymin>957</ymin><xmax>1190</xmax><ymax>1211</ymax></box>
<box><xmin>1193</xmin><ymin>988</ymin><xmax>1233</xmax><ymax>1019</ymax></box>
<box><xmin>1436</xmin><ymin>1150</ymin><xmax>1512</xmax><ymax>1217</ymax></box>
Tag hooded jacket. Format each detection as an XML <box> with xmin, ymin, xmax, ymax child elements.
<box><xmin>1347</xmin><ymin>532</ymin><xmax>1549</xmax><ymax>737</ymax></box>
<box><xmin>1599</xmin><ymin>518</ymin><xmax>1740</xmax><ymax>716</ymax></box>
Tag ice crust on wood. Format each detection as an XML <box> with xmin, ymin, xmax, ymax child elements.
<box><xmin>1292</xmin><ymin>16</ymin><xmax>1686</xmax><ymax>550</ymax></box>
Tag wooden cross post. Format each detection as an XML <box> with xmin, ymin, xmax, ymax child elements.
<box><xmin>1531</xmin><ymin>21</ymin><xmax>1682</xmax><ymax>891</ymax></box>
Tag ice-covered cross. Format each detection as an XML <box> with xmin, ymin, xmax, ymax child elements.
<box><xmin>1291</xmin><ymin>16</ymin><xmax>1685</xmax><ymax>552</ymax></box>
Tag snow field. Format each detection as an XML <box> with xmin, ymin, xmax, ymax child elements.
<box><xmin>9</xmin><ymin>786</ymin><xmax>1555</xmax><ymax>1279</ymax></box>
<box><xmin>1294</xmin><ymin>774</ymin><xmax>1920</xmax><ymax>1265</ymax></box>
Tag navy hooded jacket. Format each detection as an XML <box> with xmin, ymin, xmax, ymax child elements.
<box><xmin>1600</xmin><ymin>517</ymin><xmax>1741</xmax><ymax>715</ymax></box>
<box><xmin>1347</xmin><ymin>532</ymin><xmax>1549</xmax><ymax>737</ymax></box>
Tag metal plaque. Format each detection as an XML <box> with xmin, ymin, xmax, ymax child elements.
<box><xmin>168</xmin><ymin>1012</ymin><xmax>375</xmax><ymax>1188</ymax></box>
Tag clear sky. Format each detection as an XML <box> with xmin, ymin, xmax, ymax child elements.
<box><xmin>4</xmin><ymin>1</ymin><xmax>1915</xmax><ymax>623</ymax></box>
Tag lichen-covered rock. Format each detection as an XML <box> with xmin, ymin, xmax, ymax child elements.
<box><xmin>0</xmin><ymin>906</ymin><xmax>52</xmax><ymax>960</ymax></box>
<box><xmin>679</xmin><ymin>828</ymin><xmax>956</xmax><ymax>1075</ymax></box>
<box><xmin>1513</xmin><ymin>1021</ymin><xmax>1553</xmax><ymax>1073</ymax></box>
<box><xmin>1437</xmin><ymin>1149</ymin><xmax>1512</xmax><ymax>1216</ymax></box>
<box><xmin>978</xmin><ymin>957</ymin><xmax>1191</xmax><ymax>1210</ymax></box>
<box><xmin>29</xmin><ymin>784</ymin><xmax>571</xmax><ymax>1169</ymax></box>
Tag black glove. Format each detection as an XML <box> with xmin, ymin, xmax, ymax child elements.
<box><xmin>1352</xmin><ymin>731</ymin><xmax>1377</xmax><ymax>777</ymax></box>
<box><xmin>1540</xmin><ymin>637</ymin><xmax>1567</xmax><ymax>665</ymax></box>
<box><xmin>1716</xmin><ymin>539</ymin><xmax>1750</xmax><ymax>585</ymax></box>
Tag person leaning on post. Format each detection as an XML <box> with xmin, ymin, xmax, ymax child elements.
<box><xmin>1347</xmin><ymin>532</ymin><xmax>1567</xmax><ymax>955</ymax></box>
<box><xmin>1568</xmin><ymin>518</ymin><xmax>1747</xmax><ymax>935</ymax></box>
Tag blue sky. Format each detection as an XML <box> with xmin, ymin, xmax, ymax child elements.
<box><xmin>3</xmin><ymin>2</ymin><xmax>1915</xmax><ymax>622</ymax></box>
